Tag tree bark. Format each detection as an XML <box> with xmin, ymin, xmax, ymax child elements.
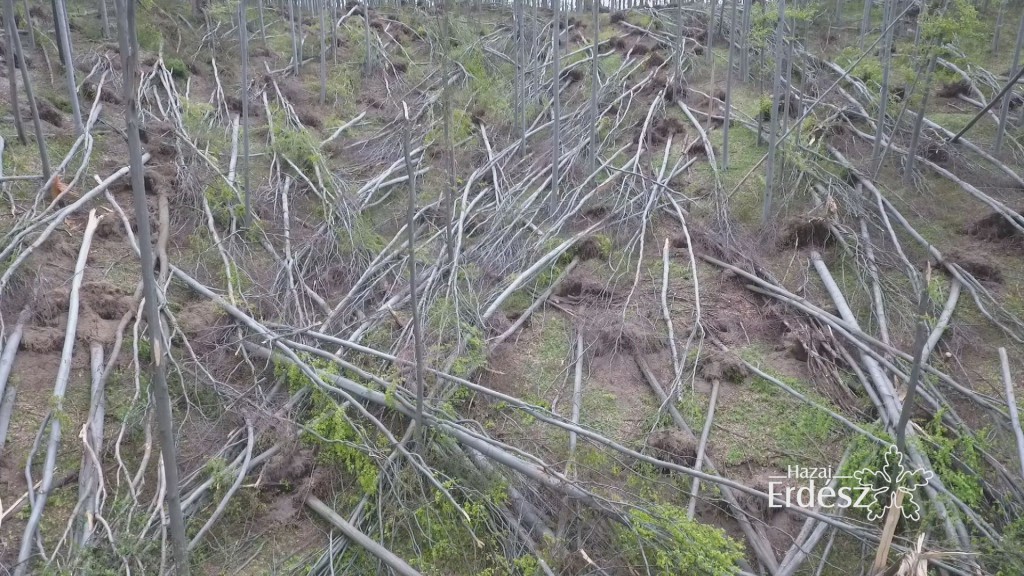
<box><xmin>240</xmin><ymin>0</ymin><xmax>252</xmax><ymax>227</ymax></box>
<box><xmin>550</xmin><ymin>0</ymin><xmax>561</xmax><ymax>212</ymax></box>
<box><xmin>763</xmin><ymin>0</ymin><xmax>785</xmax><ymax>223</ymax></box>
<box><xmin>3</xmin><ymin>4</ymin><xmax>26</xmax><ymax>144</ymax></box>
<box><xmin>53</xmin><ymin>0</ymin><xmax>82</xmax><ymax>133</ymax></box>
<box><xmin>995</xmin><ymin>10</ymin><xmax>1024</xmax><ymax>154</ymax></box>
<box><xmin>4</xmin><ymin>0</ymin><xmax>49</xmax><ymax>177</ymax></box>
<box><xmin>112</xmin><ymin>0</ymin><xmax>190</xmax><ymax>573</ymax></box>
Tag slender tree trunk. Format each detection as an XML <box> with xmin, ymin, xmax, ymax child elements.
<box><xmin>4</xmin><ymin>0</ymin><xmax>50</xmax><ymax>178</ymax></box>
<box><xmin>904</xmin><ymin>52</ymin><xmax>937</xmax><ymax>185</ymax></box>
<box><xmin>676</xmin><ymin>0</ymin><xmax>685</xmax><ymax>83</ymax></box>
<box><xmin>401</xmin><ymin>105</ymin><xmax>426</xmax><ymax>441</ymax></box>
<box><xmin>99</xmin><ymin>0</ymin><xmax>110</xmax><ymax>38</ymax></box>
<box><xmin>319</xmin><ymin>0</ymin><xmax>326</xmax><ymax>104</ymax></box>
<box><xmin>289</xmin><ymin>0</ymin><xmax>300</xmax><ymax>75</ymax></box>
<box><xmin>438</xmin><ymin>0</ymin><xmax>455</xmax><ymax>264</ymax></box>
<box><xmin>113</xmin><ymin>0</ymin><xmax>190</xmax><ymax>573</ymax></box>
<box><xmin>53</xmin><ymin>0</ymin><xmax>83</xmax><ymax>134</ymax></box>
<box><xmin>51</xmin><ymin>0</ymin><xmax>66</xmax><ymax>66</ymax></box>
<box><xmin>993</xmin><ymin>0</ymin><xmax>1005</xmax><ymax>54</ymax></box>
<box><xmin>740</xmin><ymin>0</ymin><xmax>751</xmax><ymax>82</ymax></box>
<box><xmin>872</xmin><ymin>0</ymin><xmax>894</xmax><ymax>171</ymax></box>
<box><xmin>3</xmin><ymin>6</ymin><xmax>26</xmax><ymax>144</ymax></box>
<box><xmin>240</xmin><ymin>0</ymin><xmax>252</xmax><ymax>227</ymax></box>
<box><xmin>588</xmin><ymin>0</ymin><xmax>599</xmax><ymax>172</ymax></box>
<box><xmin>995</xmin><ymin>11</ymin><xmax>1024</xmax><ymax>154</ymax></box>
<box><xmin>722</xmin><ymin>0</ymin><xmax>738</xmax><ymax>168</ymax></box>
<box><xmin>551</xmin><ymin>0</ymin><xmax>561</xmax><ymax>212</ymax></box>
<box><xmin>21</xmin><ymin>0</ymin><xmax>34</xmax><ymax>50</ymax></box>
<box><xmin>763</xmin><ymin>0</ymin><xmax>785</xmax><ymax>224</ymax></box>
<box><xmin>258</xmin><ymin>0</ymin><xmax>267</xmax><ymax>46</ymax></box>
<box><xmin>363</xmin><ymin>0</ymin><xmax>373</xmax><ymax>74</ymax></box>
<box><xmin>859</xmin><ymin>0</ymin><xmax>872</xmax><ymax>48</ymax></box>
<box><xmin>515</xmin><ymin>0</ymin><xmax>526</xmax><ymax>149</ymax></box>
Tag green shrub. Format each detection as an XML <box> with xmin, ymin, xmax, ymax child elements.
<box><xmin>616</xmin><ymin>505</ymin><xmax>744</xmax><ymax>575</ymax></box>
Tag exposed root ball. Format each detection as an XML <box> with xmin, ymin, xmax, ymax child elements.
<box><xmin>698</xmin><ymin>350</ymin><xmax>747</xmax><ymax>383</ymax></box>
<box><xmin>34</xmin><ymin>98</ymin><xmax>64</xmax><ymax>127</ymax></box>
<box><xmin>648</xmin><ymin>429</ymin><xmax>697</xmax><ymax>469</ymax></box>
<box><xmin>580</xmin><ymin>310</ymin><xmax>665</xmax><ymax>357</ymax></box>
<box><xmin>967</xmin><ymin>209</ymin><xmax>1024</xmax><ymax>242</ymax></box>
<box><xmin>938</xmin><ymin>79</ymin><xmax>971</xmax><ymax>98</ymax></box>
<box><xmin>944</xmin><ymin>249</ymin><xmax>1003</xmax><ymax>283</ymax></box>
<box><xmin>779</xmin><ymin>218</ymin><xmax>835</xmax><ymax>248</ymax></box>
<box><xmin>651</xmin><ymin>116</ymin><xmax>686</xmax><ymax>145</ymax></box>
<box><xmin>610</xmin><ymin>11</ymin><xmax>627</xmax><ymax>24</ymax></box>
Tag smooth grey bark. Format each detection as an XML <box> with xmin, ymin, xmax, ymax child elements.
<box><xmin>3</xmin><ymin>7</ymin><xmax>26</xmax><ymax>144</ymax></box>
<box><xmin>588</xmin><ymin>0</ymin><xmax>598</xmax><ymax>172</ymax></box>
<box><xmin>21</xmin><ymin>0</ymin><xmax>33</xmax><ymax>50</ymax></box>
<box><xmin>871</xmin><ymin>0</ymin><xmax>894</xmax><ymax>171</ymax></box>
<box><xmin>993</xmin><ymin>0</ymin><xmax>1005</xmax><ymax>54</ymax></box>
<box><xmin>362</xmin><ymin>0</ymin><xmax>373</xmax><ymax>73</ymax></box>
<box><xmin>859</xmin><ymin>0</ymin><xmax>872</xmax><ymax>48</ymax></box>
<box><xmin>904</xmin><ymin>52</ymin><xmax>937</xmax><ymax>185</ymax></box>
<box><xmin>722</xmin><ymin>0</ymin><xmax>738</xmax><ymax>168</ymax></box>
<box><xmin>401</xmin><ymin>105</ymin><xmax>426</xmax><ymax>439</ymax></box>
<box><xmin>740</xmin><ymin>0</ymin><xmax>751</xmax><ymax>81</ymax></box>
<box><xmin>438</xmin><ymin>0</ymin><xmax>455</xmax><ymax>264</ymax></box>
<box><xmin>240</xmin><ymin>0</ymin><xmax>252</xmax><ymax>227</ymax></box>
<box><xmin>995</xmin><ymin>11</ymin><xmax>1024</xmax><ymax>154</ymax></box>
<box><xmin>288</xmin><ymin>0</ymin><xmax>300</xmax><ymax>75</ymax></box>
<box><xmin>551</xmin><ymin>0</ymin><xmax>561</xmax><ymax>211</ymax></box>
<box><xmin>676</xmin><ymin>0</ymin><xmax>685</xmax><ymax>82</ymax></box>
<box><xmin>112</xmin><ymin>0</ymin><xmax>190</xmax><ymax>573</ymax></box>
<box><xmin>763</xmin><ymin>0</ymin><xmax>785</xmax><ymax>224</ymax></box>
<box><xmin>515</xmin><ymin>0</ymin><xmax>526</xmax><ymax>147</ymax></box>
<box><xmin>319</xmin><ymin>0</ymin><xmax>326</xmax><ymax>104</ymax></box>
<box><xmin>99</xmin><ymin>0</ymin><xmax>110</xmax><ymax>38</ymax></box>
<box><xmin>4</xmin><ymin>0</ymin><xmax>50</xmax><ymax>178</ymax></box>
<box><xmin>53</xmin><ymin>0</ymin><xmax>83</xmax><ymax>134</ymax></box>
<box><xmin>894</xmin><ymin>287</ymin><xmax>931</xmax><ymax>455</ymax></box>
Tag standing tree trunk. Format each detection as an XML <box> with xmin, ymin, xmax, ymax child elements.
<box><xmin>240</xmin><ymin>0</ymin><xmax>252</xmax><ymax>227</ymax></box>
<box><xmin>740</xmin><ymin>0</ymin><xmax>751</xmax><ymax>82</ymax></box>
<box><xmin>515</xmin><ymin>0</ymin><xmax>526</xmax><ymax>149</ymax></box>
<box><xmin>21</xmin><ymin>0</ymin><xmax>34</xmax><ymax>50</ymax></box>
<box><xmin>112</xmin><ymin>0</ymin><xmax>190</xmax><ymax>573</ymax></box>
<box><xmin>54</xmin><ymin>0</ymin><xmax>83</xmax><ymax>134</ymax></box>
<box><xmin>588</xmin><ymin>0</ymin><xmax>599</xmax><ymax>172</ymax></box>
<box><xmin>401</xmin><ymin>104</ymin><xmax>426</xmax><ymax>441</ymax></box>
<box><xmin>762</xmin><ymin>0</ymin><xmax>785</xmax><ymax>224</ymax></box>
<box><xmin>438</xmin><ymin>0</ymin><xmax>455</xmax><ymax>264</ymax></box>
<box><xmin>363</xmin><ymin>0</ymin><xmax>373</xmax><ymax>74</ymax></box>
<box><xmin>904</xmin><ymin>51</ymin><xmax>937</xmax><ymax>185</ymax></box>
<box><xmin>872</xmin><ymin>0</ymin><xmax>894</xmax><ymax>171</ymax></box>
<box><xmin>4</xmin><ymin>0</ymin><xmax>50</xmax><ymax>178</ymax></box>
<box><xmin>995</xmin><ymin>11</ymin><xmax>1024</xmax><ymax>154</ymax></box>
<box><xmin>859</xmin><ymin>0</ymin><xmax>873</xmax><ymax>48</ymax></box>
<box><xmin>550</xmin><ymin>0</ymin><xmax>561</xmax><ymax>212</ymax></box>
<box><xmin>722</xmin><ymin>0</ymin><xmax>738</xmax><ymax>169</ymax></box>
<box><xmin>99</xmin><ymin>0</ymin><xmax>110</xmax><ymax>38</ymax></box>
<box><xmin>319</xmin><ymin>0</ymin><xmax>327</xmax><ymax>104</ymax></box>
<box><xmin>3</xmin><ymin>5</ymin><xmax>26</xmax><ymax>145</ymax></box>
<box><xmin>288</xmin><ymin>0</ymin><xmax>300</xmax><ymax>75</ymax></box>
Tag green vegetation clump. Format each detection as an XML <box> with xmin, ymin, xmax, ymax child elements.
<box><xmin>615</xmin><ymin>504</ymin><xmax>744</xmax><ymax>575</ymax></box>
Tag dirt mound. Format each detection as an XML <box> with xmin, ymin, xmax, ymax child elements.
<box><xmin>580</xmin><ymin>310</ymin><xmax>665</xmax><ymax>356</ymax></box>
<box><xmin>648</xmin><ymin>428</ymin><xmax>697</xmax><ymax>468</ymax></box>
<box><xmin>779</xmin><ymin>218</ymin><xmax>834</xmax><ymax>248</ymax></box>
<box><xmin>938</xmin><ymin>79</ymin><xmax>971</xmax><ymax>98</ymax></box>
<box><xmin>20</xmin><ymin>327</ymin><xmax>64</xmax><ymax>352</ymax></box>
<box><xmin>81</xmin><ymin>282</ymin><xmax>134</xmax><ymax>321</ymax></box>
<box><xmin>944</xmin><ymin>249</ymin><xmax>1003</xmax><ymax>283</ymax></box>
<box><xmin>698</xmin><ymin>350</ymin><xmax>747</xmax><ymax>383</ymax></box>
<box><xmin>966</xmin><ymin>209</ymin><xmax>1023</xmax><ymax>243</ymax></box>
<box><xmin>651</xmin><ymin>116</ymin><xmax>686</xmax><ymax>145</ymax></box>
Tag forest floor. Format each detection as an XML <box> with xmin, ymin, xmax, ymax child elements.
<box><xmin>0</xmin><ymin>1</ymin><xmax>1023</xmax><ymax>575</ymax></box>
